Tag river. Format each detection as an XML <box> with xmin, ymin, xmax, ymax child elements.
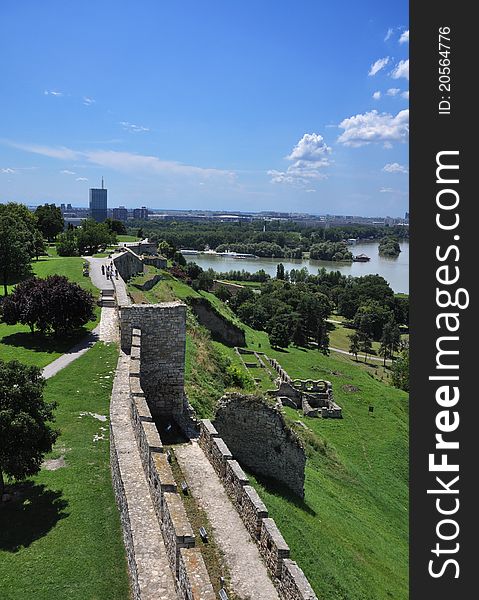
<box><xmin>189</xmin><ymin>240</ymin><xmax>409</xmax><ymax>294</ymax></box>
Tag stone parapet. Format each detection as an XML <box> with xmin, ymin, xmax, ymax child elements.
<box><xmin>198</xmin><ymin>414</ymin><xmax>317</xmax><ymax>600</ymax></box>
<box><xmin>178</xmin><ymin>548</ymin><xmax>216</xmax><ymax>600</ymax></box>
<box><xmin>224</xmin><ymin>459</ymin><xmax>249</xmax><ymax>509</ymax></box>
<box><xmin>280</xmin><ymin>560</ymin><xmax>318</xmax><ymax>600</ymax></box>
<box><xmin>259</xmin><ymin>518</ymin><xmax>290</xmax><ymax>578</ymax></box>
<box><xmin>210</xmin><ymin>436</ymin><xmax>233</xmax><ymax>478</ymax></box>
<box><xmin>162</xmin><ymin>492</ymin><xmax>195</xmax><ymax>576</ymax></box>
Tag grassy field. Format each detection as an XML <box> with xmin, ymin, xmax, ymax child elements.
<box><xmin>0</xmin><ymin>342</ymin><xmax>129</xmax><ymax>600</ymax></box>
<box><xmin>247</xmin><ymin>347</ymin><xmax>408</xmax><ymax>599</ymax></box>
<box><xmin>1</xmin><ymin>256</ymin><xmax>101</xmax><ymax>368</ymax></box>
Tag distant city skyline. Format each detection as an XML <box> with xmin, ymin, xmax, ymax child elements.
<box><xmin>1</xmin><ymin>1</ymin><xmax>408</xmax><ymax>217</ymax></box>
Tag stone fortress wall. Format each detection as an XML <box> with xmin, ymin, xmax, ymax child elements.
<box><xmin>213</xmin><ymin>393</ymin><xmax>306</xmax><ymax>498</ymax></box>
<box><xmin>109</xmin><ymin>265</ymin><xmax>318</xmax><ymax>599</ymax></box>
<box><xmin>199</xmin><ymin>419</ymin><xmax>317</xmax><ymax>600</ymax></box>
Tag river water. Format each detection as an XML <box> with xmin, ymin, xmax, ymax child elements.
<box><xmin>190</xmin><ymin>240</ymin><xmax>409</xmax><ymax>294</ymax></box>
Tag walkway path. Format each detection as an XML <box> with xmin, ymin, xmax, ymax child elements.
<box><xmin>174</xmin><ymin>442</ymin><xmax>280</xmax><ymax>600</ymax></box>
<box><xmin>85</xmin><ymin>256</ymin><xmax>114</xmax><ymax>290</ymax></box>
<box><xmin>42</xmin><ymin>327</ymin><xmax>100</xmax><ymax>379</ymax></box>
<box><xmin>111</xmin><ymin>351</ymin><xmax>178</xmax><ymax>600</ymax></box>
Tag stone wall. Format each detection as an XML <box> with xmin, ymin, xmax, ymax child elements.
<box><xmin>188</xmin><ymin>296</ymin><xmax>246</xmax><ymax>347</ymax></box>
<box><xmin>213</xmin><ymin>394</ymin><xmax>306</xmax><ymax>498</ymax></box>
<box><xmin>113</xmin><ymin>247</ymin><xmax>145</xmax><ymax>281</ymax></box>
<box><xmin>118</xmin><ymin>344</ymin><xmax>215</xmax><ymax>599</ymax></box>
<box><xmin>120</xmin><ymin>302</ymin><xmax>187</xmax><ymax>418</ymax></box>
<box><xmin>198</xmin><ymin>418</ymin><xmax>317</xmax><ymax>600</ymax></box>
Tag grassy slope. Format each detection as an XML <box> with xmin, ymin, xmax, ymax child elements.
<box><xmin>0</xmin><ymin>342</ymin><xmax>129</xmax><ymax>600</ymax></box>
<box><xmin>0</xmin><ymin>256</ymin><xmax>100</xmax><ymax>368</ymax></box>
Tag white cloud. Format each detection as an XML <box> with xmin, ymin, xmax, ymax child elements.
<box><xmin>384</xmin><ymin>28</ymin><xmax>394</xmax><ymax>41</ymax></box>
<box><xmin>383</xmin><ymin>162</ymin><xmax>408</xmax><ymax>174</ymax></box>
<box><xmin>119</xmin><ymin>121</ymin><xmax>150</xmax><ymax>133</ymax></box>
<box><xmin>399</xmin><ymin>29</ymin><xmax>409</xmax><ymax>44</ymax></box>
<box><xmin>83</xmin><ymin>97</ymin><xmax>95</xmax><ymax>106</ymax></box>
<box><xmin>269</xmin><ymin>133</ymin><xmax>332</xmax><ymax>186</ymax></box>
<box><xmin>5</xmin><ymin>141</ymin><xmax>235</xmax><ymax>182</ymax></box>
<box><xmin>402</xmin><ymin>90</ymin><xmax>409</xmax><ymax>100</ymax></box>
<box><xmin>1</xmin><ymin>167</ymin><xmax>16</xmax><ymax>174</ymax></box>
<box><xmin>60</xmin><ymin>169</ymin><xmax>76</xmax><ymax>175</ymax></box>
<box><xmin>387</xmin><ymin>88</ymin><xmax>401</xmax><ymax>96</ymax></box>
<box><xmin>44</xmin><ymin>90</ymin><xmax>63</xmax><ymax>96</ymax></box>
<box><xmin>338</xmin><ymin>109</ymin><xmax>409</xmax><ymax>147</ymax></box>
<box><xmin>391</xmin><ymin>59</ymin><xmax>409</xmax><ymax>81</ymax></box>
<box><xmin>76</xmin><ymin>177</ymin><xmax>88</xmax><ymax>182</ymax></box>
<box><xmin>368</xmin><ymin>57</ymin><xmax>390</xmax><ymax>76</ymax></box>
<box><xmin>373</xmin><ymin>91</ymin><xmax>381</xmax><ymax>100</ymax></box>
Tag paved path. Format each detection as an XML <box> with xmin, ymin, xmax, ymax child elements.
<box><xmin>41</xmin><ymin>327</ymin><xmax>100</xmax><ymax>379</ymax></box>
<box><xmin>175</xmin><ymin>442</ymin><xmax>280</xmax><ymax>600</ymax></box>
<box><xmin>85</xmin><ymin>256</ymin><xmax>114</xmax><ymax>290</ymax></box>
<box><xmin>111</xmin><ymin>351</ymin><xmax>178</xmax><ymax>600</ymax></box>
<box><xmin>329</xmin><ymin>345</ymin><xmax>391</xmax><ymax>364</ymax></box>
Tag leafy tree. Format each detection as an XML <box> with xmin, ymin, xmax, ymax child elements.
<box><xmin>57</xmin><ymin>230</ymin><xmax>79</xmax><ymax>256</ymax></box>
<box><xmin>391</xmin><ymin>348</ymin><xmax>409</xmax><ymax>391</ymax></box>
<box><xmin>348</xmin><ymin>332</ymin><xmax>360</xmax><ymax>361</ymax></box>
<box><xmin>35</xmin><ymin>204</ymin><xmax>64</xmax><ymax>241</ymax></box>
<box><xmin>2</xmin><ymin>276</ymin><xmax>95</xmax><ymax>335</ymax></box>
<box><xmin>358</xmin><ymin>330</ymin><xmax>373</xmax><ymax>363</ymax></box>
<box><xmin>0</xmin><ymin>215</ymin><xmax>33</xmax><ymax>295</ymax></box>
<box><xmin>158</xmin><ymin>240</ymin><xmax>175</xmax><ymax>259</ymax></box>
<box><xmin>105</xmin><ymin>218</ymin><xmax>127</xmax><ymax>235</ymax></box>
<box><xmin>185</xmin><ymin>262</ymin><xmax>203</xmax><ymax>279</ymax></box>
<box><xmin>379</xmin><ymin>317</ymin><xmax>401</xmax><ymax>365</ymax></box>
<box><xmin>76</xmin><ymin>219</ymin><xmax>115</xmax><ymax>255</ymax></box>
<box><xmin>215</xmin><ymin>285</ymin><xmax>232</xmax><ymax>302</ymax></box>
<box><xmin>197</xmin><ymin>270</ymin><xmax>214</xmax><ymax>291</ymax></box>
<box><xmin>0</xmin><ymin>359</ymin><xmax>59</xmax><ymax>496</ymax></box>
<box><xmin>32</xmin><ymin>229</ymin><xmax>46</xmax><ymax>260</ymax></box>
<box><xmin>1</xmin><ymin>278</ymin><xmax>47</xmax><ymax>333</ymax></box>
<box><xmin>268</xmin><ymin>320</ymin><xmax>291</xmax><ymax>349</ymax></box>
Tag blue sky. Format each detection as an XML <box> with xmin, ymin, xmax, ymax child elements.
<box><xmin>0</xmin><ymin>0</ymin><xmax>408</xmax><ymax>216</ymax></box>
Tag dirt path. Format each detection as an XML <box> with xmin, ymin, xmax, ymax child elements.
<box><xmin>174</xmin><ymin>442</ymin><xmax>280</xmax><ymax>600</ymax></box>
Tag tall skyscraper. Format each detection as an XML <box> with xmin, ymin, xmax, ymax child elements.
<box><xmin>89</xmin><ymin>178</ymin><xmax>108</xmax><ymax>222</ymax></box>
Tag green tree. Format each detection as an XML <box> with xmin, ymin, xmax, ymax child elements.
<box><xmin>348</xmin><ymin>332</ymin><xmax>360</xmax><ymax>361</ymax></box>
<box><xmin>268</xmin><ymin>320</ymin><xmax>291</xmax><ymax>349</ymax></box>
<box><xmin>35</xmin><ymin>204</ymin><xmax>64</xmax><ymax>241</ymax></box>
<box><xmin>358</xmin><ymin>330</ymin><xmax>373</xmax><ymax>363</ymax></box>
<box><xmin>104</xmin><ymin>218</ymin><xmax>127</xmax><ymax>235</ymax></box>
<box><xmin>0</xmin><ymin>215</ymin><xmax>33</xmax><ymax>295</ymax></box>
<box><xmin>57</xmin><ymin>230</ymin><xmax>79</xmax><ymax>256</ymax></box>
<box><xmin>391</xmin><ymin>348</ymin><xmax>409</xmax><ymax>391</ymax></box>
<box><xmin>32</xmin><ymin>229</ymin><xmax>46</xmax><ymax>261</ymax></box>
<box><xmin>76</xmin><ymin>219</ymin><xmax>115</xmax><ymax>255</ymax></box>
<box><xmin>0</xmin><ymin>359</ymin><xmax>59</xmax><ymax>496</ymax></box>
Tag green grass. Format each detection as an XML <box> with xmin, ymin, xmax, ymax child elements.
<box><xmin>0</xmin><ymin>342</ymin><xmax>129</xmax><ymax>600</ymax></box>
<box><xmin>117</xmin><ymin>235</ymin><xmax>139</xmax><ymax>242</ymax></box>
<box><xmin>1</xmin><ymin>256</ymin><xmax>101</xmax><ymax>368</ymax></box>
<box><xmin>248</xmin><ymin>349</ymin><xmax>408</xmax><ymax>600</ymax></box>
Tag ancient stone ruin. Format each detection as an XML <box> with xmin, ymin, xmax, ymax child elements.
<box><xmin>213</xmin><ymin>393</ymin><xmax>306</xmax><ymax>498</ymax></box>
<box><xmin>267</xmin><ymin>357</ymin><xmax>342</xmax><ymax>418</ymax></box>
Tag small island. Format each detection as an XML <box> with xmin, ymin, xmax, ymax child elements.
<box><xmin>309</xmin><ymin>241</ymin><xmax>353</xmax><ymax>261</ymax></box>
<box><xmin>378</xmin><ymin>236</ymin><xmax>402</xmax><ymax>258</ymax></box>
